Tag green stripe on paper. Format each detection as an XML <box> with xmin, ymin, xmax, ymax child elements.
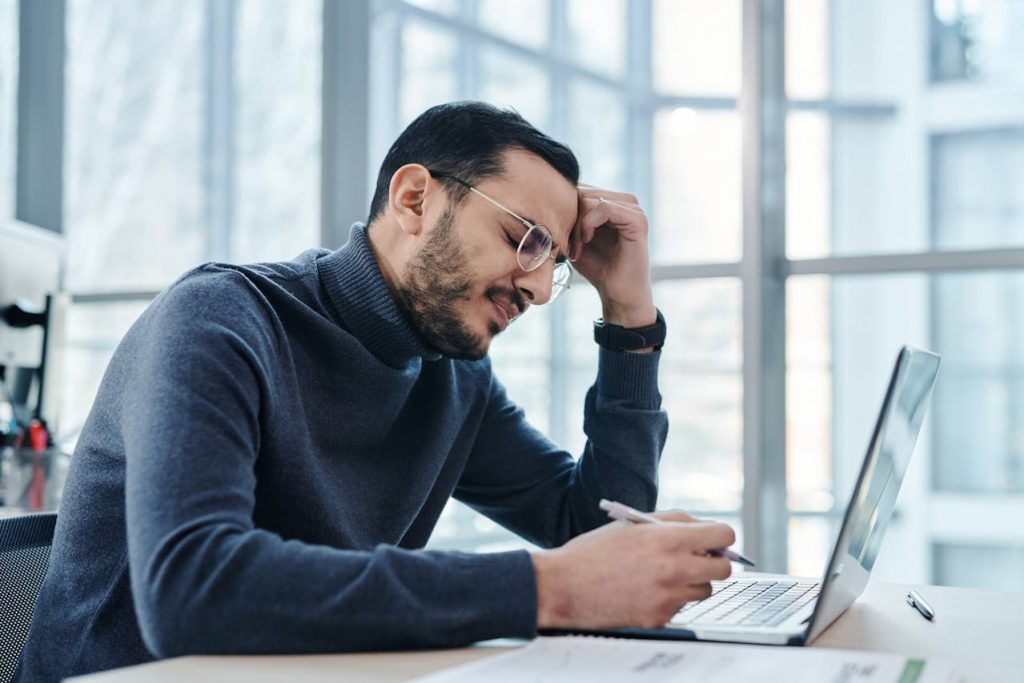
<box><xmin>897</xmin><ymin>659</ymin><xmax>926</xmax><ymax>683</ymax></box>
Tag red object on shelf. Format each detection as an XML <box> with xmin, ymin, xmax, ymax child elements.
<box><xmin>29</xmin><ymin>419</ymin><xmax>48</xmax><ymax>452</ymax></box>
<box><xmin>27</xmin><ymin>420</ymin><xmax>50</xmax><ymax>509</ymax></box>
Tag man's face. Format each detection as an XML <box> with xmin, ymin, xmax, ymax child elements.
<box><xmin>396</xmin><ymin>149</ymin><xmax>578</xmax><ymax>360</ymax></box>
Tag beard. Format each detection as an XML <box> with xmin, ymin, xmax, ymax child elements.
<box><xmin>394</xmin><ymin>207</ymin><xmax>492</xmax><ymax>360</ymax></box>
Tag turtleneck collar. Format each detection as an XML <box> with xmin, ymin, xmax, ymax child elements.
<box><xmin>316</xmin><ymin>223</ymin><xmax>442</xmax><ymax>367</ymax></box>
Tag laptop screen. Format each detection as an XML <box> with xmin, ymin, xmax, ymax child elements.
<box><xmin>807</xmin><ymin>346</ymin><xmax>941</xmax><ymax>643</ymax></box>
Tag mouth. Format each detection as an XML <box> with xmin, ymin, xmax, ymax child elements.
<box><xmin>489</xmin><ymin>297</ymin><xmax>520</xmax><ymax>331</ymax></box>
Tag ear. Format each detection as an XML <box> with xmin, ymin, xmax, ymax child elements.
<box><xmin>388</xmin><ymin>164</ymin><xmax>434</xmax><ymax>236</ymax></box>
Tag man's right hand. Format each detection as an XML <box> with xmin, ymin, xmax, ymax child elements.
<box><xmin>531</xmin><ymin>514</ymin><xmax>736</xmax><ymax>630</ymax></box>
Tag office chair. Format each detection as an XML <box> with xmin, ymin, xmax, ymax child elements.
<box><xmin>0</xmin><ymin>513</ymin><xmax>57</xmax><ymax>683</ymax></box>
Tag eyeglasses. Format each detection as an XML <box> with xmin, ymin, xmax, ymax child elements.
<box><xmin>429</xmin><ymin>170</ymin><xmax>573</xmax><ymax>302</ymax></box>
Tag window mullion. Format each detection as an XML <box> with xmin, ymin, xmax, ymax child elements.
<box><xmin>741</xmin><ymin>0</ymin><xmax>789</xmax><ymax>573</ymax></box>
<box><xmin>548</xmin><ymin>0</ymin><xmax>569</xmax><ymax>447</ymax></box>
<box><xmin>322</xmin><ymin>0</ymin><xmax>371</xmax><ymax>247</ymax></box>
<box><xmin>203</xmin><ymin>0</ymin><xmax>236</xmax><ymax>262</ymax></box>
<box><xmin>16</xmin><ymin>0</ymin><xmax>65</xmax><ymax>234</ymax></box>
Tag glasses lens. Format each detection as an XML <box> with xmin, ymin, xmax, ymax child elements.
<box><xmin>550</xmin><ymin>262</ymin><xmax>571</xmax><ymax>301</ymax></box>
<box><xmin>516</xmin><ymin>225</ymin><xmax>552</xmax><ymax>271</ymax></box>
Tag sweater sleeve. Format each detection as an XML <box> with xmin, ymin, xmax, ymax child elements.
<box><xmin>122</xmin><ymin>272</ymin><xmax>537</xmax><ymax>657</ymax></box>
<box><xmin>454</xmin><ymin>347</ymin><xmax>668</xmax><ymax>548</ymax></box>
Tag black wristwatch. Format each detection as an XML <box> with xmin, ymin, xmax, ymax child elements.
<box><xmin>593</xmin><ymin>309</ymin><xmax>666</xmax><ymax>352</ymax></box>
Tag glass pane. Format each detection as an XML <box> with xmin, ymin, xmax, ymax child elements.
<box><xmin>566</xmin><ymin>0</ymin><xmax>627</xmax><ymax>78</ymax></box>
<box><xmin>652</xmin><ymin>0</ymin><xmax>741</xmax><ymax>96</ymax></box>
<box><xmin>785</xmin><ymin>0</ymin><xmax>829</xmax><ymax>99</ymax></box>
<box><xmin>60</xmin><ymin>301</ymin><xmax>149</xmax><ymax>442</ymax></box>
<box><xmin>652</xmin><ymin>109</ymin><xmax>741</xmax><ymax>264</ymax></box>
<box><xmin>830</xmin><ymin>3</ymin><xmax>914</xmax><ymax>101</ymax></box>
<box><xmin>478</xmin><ymin>47</ymin><xmax>550</xmax><ymax>131</ymax></box>
<box><xmin>565</xmin><ymin>79</ymin><xmax>627</xmax><ymax>189</ymax></box>
<box><xmin>788</xmin><ymin>516</ymin><xmax>837</xmax><ymax>577</ymax></box>
<box><xmin>786</xmin><ymin>276</ymin><xmax>833</xmax><ymax>513</ymax></box>
<box><xmin>794</xmin><ymin>274</ymin><xmax>932</xmax><ymax>498</ymax></box>
<box><xmin>933</xmin><ymin>129</ymin><xmax>1024</xmax><ymax>252</ymax></box>
<box><xmin>654</xmin><ymin>279</ymin><xmax>742</xmax><ymax>511</ymax></box>
<box><xmin>561</xmin><ymin>284</ymin><xmax>601</xmax><ymax>459</ymax></box>
<box><xmin>0</xmin><ymin>0</ymin><xmax>16</xmax><ymax>220</ymax></box>
<box><xmin>930</xmin><ymin>0</ymin><xmax>1024</xmax><ymax>84</ymax></box>
<box><xmin>489</xmin><ymin>305</ymin><xmax>552</xmax><ymax>437</ymax></box>
<box><xmin>933</xmin><ymin>271</ymin><xmax>1024</xmax><ymax>493</ymax></box>
<box><xmin>477</xmin><ymin>0</ymin><xmax>549</xmax><ymax>51</ymax></box>
<box><xmin>399</xmin><ymin>21</ymin><xmax>458</xmax><ymax>127</ymax></box>
<box><xmin>786</xmin><ymin>112</ymin><xmax>831</xmax><ymax>259</ymax></box>
<box><xmin>934</xmin><ymin>543</ymin><xmax>1024</xmax><ymax>591</ymax></box>
<box><xmin>233</xmin><ymin>0</ymin><xmax>321</xmax><ymax>263</ymax></box>
<box><xmin>829</xmin><ymin>116</ymin><xmax>929</xmax><ymax>256</ymax></box>
<box><xmin>65</xmin><ymin>0</ymin><xmax>205</xmax><ymax>291</ymax></box>
<box><xmin>429</xmin><ymin>497</ymin><xmax>534</xmax><ymax>552</ymax></box>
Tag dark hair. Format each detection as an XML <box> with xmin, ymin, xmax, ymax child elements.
<box><xmin>367</xmin><ymin>102</ymin><xmax>580</xmax><ymax>225</ymax></box>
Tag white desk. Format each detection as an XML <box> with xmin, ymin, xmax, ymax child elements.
<box><xmin>70</xmin><ymin>581</ymin><xmax>1024</xmax><ymax>683</ymax></box>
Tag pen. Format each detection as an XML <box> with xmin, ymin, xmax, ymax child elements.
<box><xmin>599</xmin><ymin>499</ymin><xmax>755</xmax><ymax>567</ymax></box>
<box><xmin>906</xmin><ymin>589</ymin><xmax>935</xmax><ymax>621</ymax></box>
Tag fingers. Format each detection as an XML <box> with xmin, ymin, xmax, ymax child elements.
<box><xmin>698</xmin><ymin>521</ymin><xmax>738</xmax><ymax>552</ymax></box>
<box><xmin>644</xmin><ymin>519</ymin><xmax>737</xmax><ymax>553</ymax></box>
<box><xmin>689</xmin><ymin>554</ymin><xmax>734</xmax><ymax>582</ymax></box>
<box><xmin>575</xmin><ymin>196</ymin><xmax>647</xmax><ymax>250</ymax></box>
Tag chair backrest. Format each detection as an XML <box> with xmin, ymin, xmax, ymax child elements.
<box><xmin>0</xmin><ymin>513</ymin><xmax>57</xmax><ymax>683</ymax></box>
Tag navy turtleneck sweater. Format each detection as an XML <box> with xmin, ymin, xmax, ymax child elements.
<box><xmin>16</xmin><ymin>224</ymin><xmax>667</xmax><ymax>682</ymax></box>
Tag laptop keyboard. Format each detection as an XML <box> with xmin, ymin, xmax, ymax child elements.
<box><xmin>671</xmin><ymin>579</ymin><xmax>821</xmax><ymax>628</ymax></box>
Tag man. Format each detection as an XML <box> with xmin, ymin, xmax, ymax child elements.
<box><xmin>16</xmin><ymin>102</ymin><xmax>734</xmax><ymax>682</ymax></box>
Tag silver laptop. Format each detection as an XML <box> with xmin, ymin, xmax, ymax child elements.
<box><xmin>566</xmin><ymin>346</ymin><xmax>941</xmax><ymax>646</ymax></box>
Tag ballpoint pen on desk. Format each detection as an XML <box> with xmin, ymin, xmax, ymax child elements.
<box><xmin>906</xmin><ymin>589</ymin><xmax>935</xmax><ymax>621</ymax></box>
<box><xmin>599</xmin><ymin>499</ymin><xmax>755</xmax><ymax>567</ymax></box>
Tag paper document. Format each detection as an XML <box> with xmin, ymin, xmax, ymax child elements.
<box><xmin>410</xmin><ymin>636</ymin><xmax>961</xmax><ymax>683</ymax></box>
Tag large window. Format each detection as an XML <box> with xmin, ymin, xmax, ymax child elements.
<box><xmin>9</xmin><ymin>0</ymin><xmax>1023</xmax><ymax>590</ymax></box>
<box><xmin>60</xmin><ymin>0</ymin><xmax>322</xmax><ymax>437</ymax></box>
<box><xmin>374</xmin><ymin>0</ymin><xmax>1024</xmax><ymax>590</ymax></box>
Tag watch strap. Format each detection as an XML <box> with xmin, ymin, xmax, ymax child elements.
<box><xmin>593</xmin><ymin>309</ymin><xmax>666</xmax><ymax>351</ymax></box>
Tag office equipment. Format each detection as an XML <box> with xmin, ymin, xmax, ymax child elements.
<box><xmin>0</xmin><ymin>220</ymin><xmax>67</xmax><ymax>510</ymax></box>
<box><xmin>0</xmin><ymin>512</ymin><xmax>58</xmax><ymax>683</ymax></box>
<box><xmin>407</xmin><ymin>636</ymin><xmax>959</xmax><ymax>683</ymax></box>
<box><xmin>599</xmin><ymin>498</ymin><xmax>755</xmax><ymax>567</ymax></box>
<box><xmin>907</xmin><ymin>589</ymin><xmax>935</xmax><ymax>621</ymax></box>
<box><xmin>0</xmin><ymin>219</ymin><xmax>66</xmax><ymax>434</ymax></box>
<box><xmin>551</xmin><ymin>346</ymin><xmax>941</xmax><ymax>646</ymax></box>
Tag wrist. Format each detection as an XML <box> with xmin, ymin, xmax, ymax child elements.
<box><xmin>600</xmin><ymin>302</ymin><xmax>657</xmax><ymax>329</ymax></box>
<box><xmin>532</xmin><ymin>550</ymin><xmax>572</xmax><ymax>629</ymax></box>
<box><xmin>597</xmin><ymin>283</ymin><xmax>655</xmax><ymax>328</ymax></box>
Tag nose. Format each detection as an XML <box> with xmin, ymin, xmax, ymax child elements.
<box><xmin>512</xmin><ymin>258</ymin><xmax>555</xmax><ymax>306</ymax></box>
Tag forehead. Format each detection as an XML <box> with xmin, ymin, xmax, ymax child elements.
<box><xmin>473</xmin><ymin>149</ymin><xmax>578</xmax><ymax>249</ymax></box>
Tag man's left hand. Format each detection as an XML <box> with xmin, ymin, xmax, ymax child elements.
<box><xmin>571</xmin><ymin>184</ymin><xmax>657</xmax><ymax>329</ymax></box>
